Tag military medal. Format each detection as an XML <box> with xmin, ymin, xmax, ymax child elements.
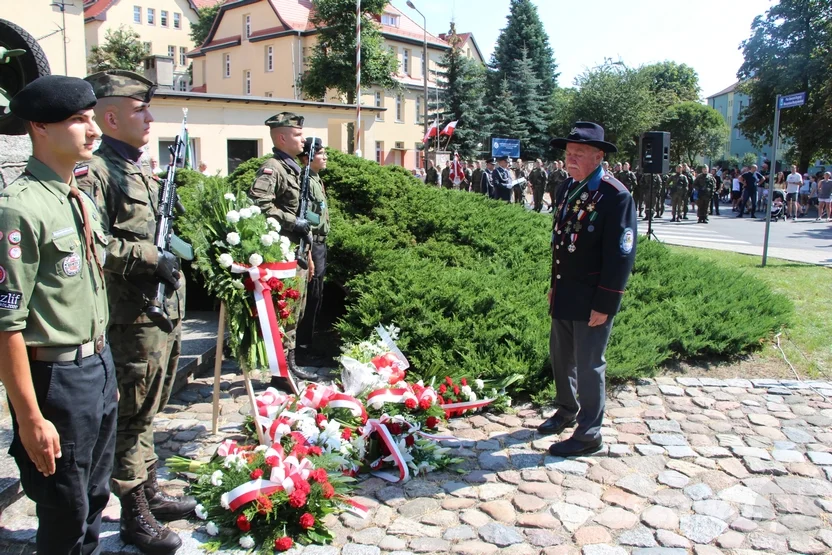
<box><xmin>574</xmin><ymin>222</ymin><xmax>582</xmax><ymax>232</ymax></box>
<box><xmin>587</xmin><ymin>203</ymin><xmax>596</xmax><ymax>212</ymax></box>
<box><xmin>580</xmin><ymin>192</ymin><xmax>589</xmax><ymax>201</ymax></box>
<box><xmin>588</xmin><ymin>224</ymin><xmax>595</xmax><ymax>232</ymax></box>
<box><xmin>568</xmin><ymin>244</ymin><xmax>576</xmax><ymax>253</ymax></box>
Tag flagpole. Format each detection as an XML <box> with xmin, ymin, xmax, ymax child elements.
<box><xmin>354</xmin><ymin>0</ymin><xmax>362</xmax><ymax>158</ymax></box>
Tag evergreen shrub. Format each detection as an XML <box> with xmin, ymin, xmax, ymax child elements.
<box><xmin>223</xmin><ymin>150</ymin><xmax>792</xmax><ymax>393</ymax></box>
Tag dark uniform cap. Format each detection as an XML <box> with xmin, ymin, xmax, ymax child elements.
<box><xmin>265</xmin><ymin>112</ymin><xmax>304</xmax><ymax>128</ymax></box>
<box><xmin>485</xmin><ymin>158</ymin><xmax>496</xmax><ymax>165</ymax></box>
<box><xmin>85</xmin><ymin>70</ymin><xmax>156</xmax><ymax>103</ymax></box>
<box><xmin>302</xmin><ymin>137</ymin><xmax>324</xmax><ymax>154</ymax></box>
<box><xmin>9</xmin><ymin>75</ymin><xmax>97</xmax><ymax>123</ymax></box>
<box><xmin>496</xmin><ymin>155</ymin><xmax>509</xmax><ymax>162</ymax></box>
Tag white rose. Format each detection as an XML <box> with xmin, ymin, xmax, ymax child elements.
<box><xmin>210</xmin><ymin>470</ymin><xmax>223</xmax><ymax>486</ymax></box>
<box><xmin>232</xmin><ymin>280</ymin><xmax>245</xmax><ymax>290</ymax></box>
<box><xmin>206</xmin><ymin>522</ymin><xmax>219</xmax><ymax>536</ymax></box>
<box><xmin>461</xmin><ymin>385</ymin><xmax>473</xmax><ymax>397</ymax></box>
<box><xmin>194</xmin><ymin>504</ymin><xmax>208</xmax><ymax>520</ymax></box>
<box><xmin>218</xmin><ymin>253</ymin><xmax>233</xmax><ymax>268</ymax></box>
<box><xmin>260</xmin><ymin>234</ymin><xmax>274</xmax><ymax>247</ymax></box>
<box><xmin>226</xmin><ymin>210</ymin><xmax>240</xmax><ymax>224</ymax></box>
<box><xmin>280</xmin><ymin>236</ymin><xmax>291</xmax><ymax>248</ymax></box>
<box><xmin>475</xmin><ymin>379</ymin><xmax>485</xmax><ymax>390</ymax></box>
<box><xmin>226</xmin><ymin>232</ymin><xmax>241</xmax><ymax>246</ymax></box>
<box><xmin>220</xmin><ymin>492</ymin><xmax>230</xmax><ymax>509</ymax></box>
<box><xmin>284</xmin><ymin>250</ymin><xmax>295</xmax><ymax>262</ymax></box>
<box><xmin>249</xmin><ymin>205</ymin><xmax>261</xmax><ymax>215</ymax></box>
<box><xmin>269</xmin><ymin>230</ymin><xmax>281</xmax><ymax>240</ymax></box>
<box><xmin>239</xmin><ymin>207</ymin><xmax>252</xmax><ymax>219</ymax></box>
<box><xmin>239</xmin><ymin>535</ymin><xmax>255</xmax><ymax>549</ymax></box>
<box><xmin>224</xmin><ymin>193</ymin><xmax>236</xmax><ymax>201</ymax></box>
<box><xmin>267</xmin><ymin>217</ymin><xmax>281</xmax><ymax>231</ymax></box>
<box><xmin>249</xmin><ymin>253</ymin><xmax>263</xmax><ymax>267</ymax></box>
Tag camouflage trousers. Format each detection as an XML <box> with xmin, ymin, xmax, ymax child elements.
<box><xmin>282</xmin><ymin>266</ymin><xmax>309</xmax><ymax>351</ymax></box>
<box><xmin>671</xmin><ymin>190</ymin><xmax>687</xmax><ymax>220</ymax></box>
<box><xmin>109</xmin><ymin>320</ymin><xmax>181</xmax><ymax>497</ymax></box>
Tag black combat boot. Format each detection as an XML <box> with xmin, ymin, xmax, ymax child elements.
<box><xmin>144</xmin><ymin>463</ymin><xmax>197</xmax><ymax>521</ymax></box>
<box><xmin>287</xmin><ymin>349</ymin><xmax>319</xmax><ymax>381</ymax></box>
<box><xmin>120</xmin><ymin>485</ymin><xmax>182</xmax><ymax>554</ymax></box>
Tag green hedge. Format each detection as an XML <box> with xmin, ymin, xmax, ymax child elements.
<box><xmin>218</xmin><ymin>150</ymin><xmax>792</xmax><ymax>394</ymax></box>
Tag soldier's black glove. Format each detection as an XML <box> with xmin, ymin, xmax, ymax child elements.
<box><xmin>156</xmin><ymin>249</ymin><xmax>182</xmax><ymax>290</ymax></box>
<box><xmin>294</xmin><ymin>218</ymin><xmax>311</xmax><ymax>236</ymax></box>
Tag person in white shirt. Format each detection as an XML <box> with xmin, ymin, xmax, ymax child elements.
<box><xmin>731</xmin><ymin>170</ymin><xmax>742</xmax><ymax>212</ymax></box>
<box><xmin>785</xmin><ymin>165</ymin><xmax>802</xmax><ymax>219</ymax></box>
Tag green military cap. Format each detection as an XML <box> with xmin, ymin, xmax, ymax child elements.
<box><xmin>85</xmin><ymin>69</ymin><xmax>156</xmax><ymax>103</ymax></box>
<box><xmin>9</xmin><ymin>75</ymin><xmax>97</xmax><ymax>123</ymax></box>
<box><xmin>265</xmin><ymin>112</ymin><xmax>304</xmax><ymax>128</ymax></box>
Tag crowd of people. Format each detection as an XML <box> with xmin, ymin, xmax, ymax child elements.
<box><xmin>413</xmin><ymin>156</ymin><xmax>832</xmax><ymax>224</ymax></box>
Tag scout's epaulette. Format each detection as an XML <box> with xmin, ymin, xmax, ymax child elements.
<box><xmin>74</xmin><ymin>164</ymin><xmax>89</xmax><ymax>177</ymax></box>
<box><xmin>600</xmin><ymin>173</ymin><xmax>628</xmax><ymax>193</ymax></box>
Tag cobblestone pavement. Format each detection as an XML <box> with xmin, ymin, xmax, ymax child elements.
<box><xmin>3</xmin><ymin>366</ymin><xmax>832</xmax><ymax>554</ymax></box>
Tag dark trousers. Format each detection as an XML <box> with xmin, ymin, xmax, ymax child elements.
<box><xmin>549</xmin><ymin>317</ymin><xmax>614</xmax><ymax>442</ymax></box>
<box><xmin>697</xmin><ymin>194</ymin><xmax>711</xmax><ymax>222</ymax></box>
<box><xmin>533</xmin><ymin>187</ymin><xmax>544</xmax><ymax>212</ymax></box>
<box><xmin>9</xmin><ymin>345</ymin><xmax>118</xmax><ymax>555</ymax></box>
<box><xmin>496</xmin><ymin>186</ymin><xmax>512</xmax><ymax>202</ymax></box>
<box><xmin>739</xmin><ymin>186</ymin><xmax>757</xmax><ymax>216</ymax></box>
<box><xmin>710</xmin><ymin>192</ymin><xmax>720</xmax><ymax>215</ymax></box>
<box><xmin>297</xmin><ymin>240</ymin><xmax>327</xmax><ymax>346</ymax></box>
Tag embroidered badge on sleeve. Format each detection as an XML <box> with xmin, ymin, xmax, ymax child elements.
<box><xmin>620</xmin><ymin>228</ymin><xmax>634</xmax><ymax>254</ymax></box>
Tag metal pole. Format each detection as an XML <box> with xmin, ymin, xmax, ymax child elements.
<box><xmin>354</xmin><ymin>0</ymin><xmax>362</xmax><ymax>158</ymax></box>
<box><xmin>407</xmin><ymin>1</ymin><xmax>429</xmax><ymax>171</ymax></box>
<box><xmin>762</xmin><ymin>94</ymin><xmax>780</xmax><ymax>267</ymax></box>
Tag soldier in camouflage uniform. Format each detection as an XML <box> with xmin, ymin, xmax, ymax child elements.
<box><xmin>76</xmin><ymin>70</ymin><xmax>193</xmax><ymax>554</ymax></box>
<box><xmin>529</xmin><ymin>158</ymin><xmax>548</xmax><ymax>212</ymax></box>
<box><xmin>425</xmin><ymin>160</ymin><xmax>439</xmax><ymax>186</ymax></box>
<box><xmin>617</xmin><ymin>162</ymin><xmax>637</xmax><ymax>193</ymax></box>
<box><xmin>694</xmin><ymin>165</ymin><xmax>716</xmax><ymax>223</ymax></box>
<box><xmin>441</xmin><ymin>161</ymin><xmax>452</xmax><ymax>189</ymax></box>
<box><xmin>248</xmin><ymin>112</ymin><xmax>317</xmax><ymax>392</ymax></box>
<box><xmin>640</xmin><ymin>172</ymin><xmax>663</xmax><ymax>220</ymax></box>
<box><xmin>668</xmin><ymin>165</ymin><xmax>690</xmax><ymax>222</ymax></box>
<box><xmin>546</xmin><ymin>160</ymin><xmax>568</xmax><ymax>207</ymax></box>
<box><xmin>682</xmin><ymin>163</ymin><xmax>695</xmax><ymax>220</ymax></box>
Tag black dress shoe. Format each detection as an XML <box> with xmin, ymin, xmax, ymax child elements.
<box><xmin>548</xmin><ymin>436</ymin><xmax>604</xmax><ymax>457</ymax></box>
<box><xmin>537</xmin><ymin>413</ymin><xmax>576</xmax><ymax>435</ymax></box>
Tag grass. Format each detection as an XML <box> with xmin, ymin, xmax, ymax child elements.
<box><xmin>668</xmin><ymin>246</ymin><xmax>832</xmax><ymax>380</ymax></box>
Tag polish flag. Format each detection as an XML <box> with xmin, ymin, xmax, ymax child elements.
<box><xmin>449</xmin><ymin>151</ymin><xmax>464</xmax><ymax>185</ymax></box>
<box><xmin>422</xmin><ymin>121</ymin><xmax>438</xmax><ymax>143</ymax></box>
<box><xmin>440</xmin><ymin>120</ymin><xmax>458</xmax><ymax>137</ymax></box>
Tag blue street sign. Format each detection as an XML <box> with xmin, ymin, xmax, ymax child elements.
<box><xmin>491</xmin><ymin>137</ymin><xmax>521</xmax><ymax>158</ymax></box>
<box><xmin>778</xmin><ymin>92</ymin><xmax>806</xmax><ymax>109</ymax></box>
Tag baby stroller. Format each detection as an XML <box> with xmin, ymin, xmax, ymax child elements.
<box><xmin>770</xmin><ymin>189</ymin><xmax>785</xmax><ymax>221</ymax></box>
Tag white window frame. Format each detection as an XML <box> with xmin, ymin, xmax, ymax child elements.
<box><xmin>244</xmin><ymin>14</ymin><xmax>251</xmax><ymax>39</ymax></box>
<box><xmin>173</xmin><ymin>12</ymin><xmax>181</xmax><ymax>29</ymax></box>
<box><xmin>415</xmin><ymin>95</ymin><xmax>422</xmax><ymax>124</ymax></box>
<box><xmin>161</xmin><ymin>10</ymin><xmax>168</xmax><ymax>27</ymax></box>
<box><xmin>167</xmin><ymin>45</ymin><xmax>175</xmax><ymax>58</ymax></box>
<box><xmin>224</xmin><ymin>53</ymin><xmax>231</xmax><ymax>78</ymax></box>
<box><xmin>395</xmin><ymin>94</ymin><xmax>404</xmax><ymax>122</ymax></box>
<box><xmin>403</xmin><ymin>49</ymin><xmax>410</xmax><ymax>75</ymax></box>
<box><xmin>266</xmin><ymin>45</ymin><xmax>274</xmax><ymax>72</ymax></box>
<box><xmin>133</xmin><ymin>6</ymin><xmax>142</xmax><ymax>24</ymax></box>
<box><xmin>375</xmin><ymin>141</ymin><xmax>384</xmax><ymax>164</ymax></box>
<box><xmin>375</xmin><ymin>91</ymin><xmax>383</xmax><ymax>121</ymax></box>
<box><xmin>244</xmin><ymin>70</ymin><xmax>252</xmax><ymax>95</ymax></box>
<box><xmin>179</xmin><ymin>47</ymin><xmax>187</xmax><ymax>67</ymax></box>
<box><xmin>381</xmin><ymin>13</ymin><xmax>399</xmax><ymax>27</ymax></box>
<box><xmin>147</xmin><ymin>7</ymin><xmax>155</xmax><ymax>25</ymax></box>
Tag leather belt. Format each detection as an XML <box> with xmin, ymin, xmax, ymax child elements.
<box><xmin>29</xmin><ymin>334</ymin><xmax>107</xmax><ymax>362</ymax></box>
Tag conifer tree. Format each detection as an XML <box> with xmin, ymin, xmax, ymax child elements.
<box><xmin>487</xmin><ymin>78</ymin><xmax>529</xmax><ymax>147</ymax></box>
<box><xmin>509</xmin><ymin>46</ymin><xmax>548</xmax><ymax>158</ymax></box>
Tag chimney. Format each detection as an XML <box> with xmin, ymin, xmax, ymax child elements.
<box><xmin>143</xmin><ymin>55</ymin><xmax>174</xmax><ymax>89</ymax></box>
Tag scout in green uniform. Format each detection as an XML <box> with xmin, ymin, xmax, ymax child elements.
<box><xmin>529</xmin><ymin>159</ymin><xmax>548</xmax><ymax>212</ymax></box>
<box><xmin>248</xmin><ymin>112</ymin><xmax>317</xmax><ymax>391</ymax></box>
<box><xmin>75</xmin><ymin>69</ymin><xmax>192</xmax><ymax>554</ymax></box>
<box><xmin>296</xmin><ymin>138</ymin><xmax>331</xmax><ymax>364</ymax></box>
<box><xmin>0</xmin><ymin>75</ymin><xmax>117</xmax><ymax>554</ymax></box>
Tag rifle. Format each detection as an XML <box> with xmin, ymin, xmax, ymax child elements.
<box><xmin>295</xmin><ymin>135</ymin><xmax>317</xmax><ymax>270</ymax></box>
<box><xmin>146</xmin><ymin>108</ymin><xmax>194</xmax><ymax>333</ymax></box>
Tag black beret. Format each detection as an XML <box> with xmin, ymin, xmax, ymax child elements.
<box><xmin>9</xmin><ymin>75</ymin><xmax>97</xmax><ymax>123</ymax></box>
<box><xmin>301</xmin><ymin>137</ymin><xmax>324</xmax><ymax>155</ymax></box>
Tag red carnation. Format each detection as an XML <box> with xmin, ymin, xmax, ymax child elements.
<box><xmin>256</xmin><ymin>494</ymin><xmax>273</xmax><ymax>515</ymax></box>
<box><xmin>439</xmin><ymin>384</ymin><xmax>447</xmax><ymax>394</ymax></box>
<box><xmin>322</xmin><ymin>482</ymin><xmax>335</xmax><ymax>498</ymax></box>
<box><xmin>315</xmin><ymin>413</ymin><xmax>327</xmax><ymax>426</ymax></box>
<box><xmin>266</xmin><ymin>277</ymin><xmax>282</xmax><ymax>290</ymax></box>
<box><xmin>445</xmin><ymin>376</ymin><xmax>453</xmax><ymax>385</ymax></box>
<box><xmin>277</xmin><ymin>299</ymin><xmax>288</xmax><ymax>310</ymax></box>
<box><xmin>299</xmin><ymin>512</ymin><xmax>315</xmax><ymax>530</ymax></box>
<box><xmin>265</xmin><ymin>455</ymin><xmax>280</xmax><ymax>467</ymax></box>
<box><xmin>426</xmin><ymin>416</ymin><xmax>439</xmax><ymax>429</ymax></box>
<box><xmin>250</xmin><ymin>468</ymin><xmax>264</xmax><ymax>480</ymax></box>
<box><xmin>404</xmin><ymin>398</ymin><xmax>417</xmax><ymax>410</ymax></box>
<box><xmin>275</xmin><ymin>537</ymin><xmax>293</xmax><ymax>551</ymax></box>
<box><xmin>341</xmin><ymin>427</ymin><xmax>352</xmax><ymax>440</ymax></box>
<box><xmin>453</xmin><ymin>386</ymin><xmax>460</xmax><ymax>396</ymax></box>
<box><xmin>274</xmin><ymin>280</ymin><xmax>285</xmax><ymax>292</ymax></box>
<box><xmin>437</xmin><ymin>396</ymin><xmax>445</xmax><ymax>405</ymax></box>
<box><xmin>310</xmin><ymin>468</ymin><xmax>328</xmax><ymax>483</ymax></box>
<box><xmin>419</xmin><ymin>398</ymin><xmax>432</xmax><ymax>411</ymax></box>
<box><xmin>292</xmin><ymin>475</ymin><xmax>311</xmax><ymax>494</ymax></box>
<box><xmin>243</xmin><ymin>279</ymin><xmax>256</xmax><ymax>292</ymax></box>
<box><xmin>405</xmin><ymin>434</ymin><xmax>415</xmax><ymax>447</ymax></box>
<box><xmin>286</xmin><ymin>288</ymin><xmax>300</xmax><ymax>300</ymax></box>
<box><xmin>236</xmin><ymin>514</ymin><xmax>251</xmax><ymax>532</ymax></box>
<box><xmin>288</xmin><ymin>489</ymin><xmax>307</xmax><ymax>508</ymax></box>
<box><xmin>279</xmin><ymin>309</ymin><xmax>291</xmax><ymax>320</ymax></box>
<box><xmin>388</xmin><ymin>422</ymin><xmax>403</xmax><ymax>435</ymax></box>
<box><xmin>309</xmin><ymin>446</ymin><xmax>322</xmax><ymax>456</ymax></box>
<box><xmin>461</xmin><ymin>377</ymin><xmax>468</xmax><ymax>386</ymax></box>
<box><xmin>292</xmin><ymin>444</ymin><xmax>309</xmax><ymax>458</ymax></box>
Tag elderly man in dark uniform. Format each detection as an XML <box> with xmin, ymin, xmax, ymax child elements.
<box><xmin>537</xmin><ymin>122</ymin><xmax>637</xmax><ymax>457</ymax></box>
<box><xmin>491</xmin><ymin>155</ymin><xmax>513</xmax><ymax>201</ymax></box>
<box><xmin>481</xmin><ymin>158</ymin><xmax>495</xmax><ymax>197</ymax></box>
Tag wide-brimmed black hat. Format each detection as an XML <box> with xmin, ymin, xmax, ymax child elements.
<box><xmin>550</xmin><ymin>121</ymin><xmax>617</xmax><ymax>153</ymax></box>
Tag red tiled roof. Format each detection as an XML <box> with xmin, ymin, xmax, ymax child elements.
<box><xmin>267</xmin><ymin>0</ymin><xmax>314</xmax><ymax>30</ymax></box>
<box><xmin>83</xmin><ymin>0</ymin><xmax>117</xmax><ymax>20</ymax></box>
<box><xmin>191</xmin><ymin>84</ymin><xmax>207</xmax><ymax>92</ymax></box>
<box><xmin>249</xmin><ymin>25</ymin><xmax>290</xmax><ymax>39</ymax></box>
<box><xmin>204</xmin><ymin>34</ymin><xmax>241</xmax><ymax>48</ymax></box>
<box><xmin>192</xmin><ymin>0</ymin><xmax>225</xmax><ymax>8</ymax></box>
<box><xmin>381</xmin><ymin>5</ymin><xmax>446</xmax><ymax>46</ymax></box>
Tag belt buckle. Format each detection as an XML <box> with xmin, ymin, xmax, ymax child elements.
<box><xmin>94</xmin><ymin>335</ymin><xmax>105</xmax><ymax>354</ymax></box>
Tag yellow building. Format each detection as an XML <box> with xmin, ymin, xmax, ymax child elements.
<box><xmin>187</xmin><ymin>0</ymin><xmax>483</xmax><ymax>169</ymax></box>
<box><xmin>0</xmin><ymin>0</ymin><xmax>87</xmax><ymax>77</ymax></box>
<box><xmin>83</xmin><ymin>0</ymin><xmax>221</xmax><ymax>89</ymax></box>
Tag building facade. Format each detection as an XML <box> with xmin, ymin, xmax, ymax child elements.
<box><xmin>706</xmin><ymin>82</ymin><xmax>775</xmax><ymax>168</ymax></box>
<box><xmin>188</xmin><ymin>0</ymin><xmax>483</xmax><ymax>170</ymax></box>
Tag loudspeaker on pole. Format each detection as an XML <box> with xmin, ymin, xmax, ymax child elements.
<box><xmin>639</xmin><ymin>131</ymin><xmax>670</xmax><ymax>175</ymax></box>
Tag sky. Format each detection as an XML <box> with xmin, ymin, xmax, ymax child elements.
<box><xmin>390</xmin><ymin>0</ymin><xmax>774</xmax><ymax>99</ymax></box>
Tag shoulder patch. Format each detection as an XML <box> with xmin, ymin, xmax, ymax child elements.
<box><xmin>74</xmin><ymin>165</ymin><xmax>89</xmax><ymax>177</ymax></box>
<box><xmin>262</xmin><ymin>168</ymin><xmax>274</xmax><ymax>175</ymax></box>
<box><xmin>601</xmin><ymin>174</ymin><xmax>628</xmax><ymax>193</ymax></box>
<box><xmin>620</xmin><ymin>227</ymin><xmax>635</xmax><ymax>254</ymax></box>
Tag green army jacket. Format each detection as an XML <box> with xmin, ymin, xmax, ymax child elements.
<box><xmin>76</xmin><ymin>141</ymin><xmax>184</xmax><ymax>325</ymax></box>
<box><xmin>694</xmin><ymin>173</ymin><xmax>716</xmax><ymax>195</ymax></box>
<box><xmin>0</xmin><ymin>157</ymin><xmax>109</xmax><ymax>346</ymax></box>
<box><xmin>546</xmin><ymin>168</ymin><xmax>568</xmax><ymax>195</ymax></box>
<box><xmin>306</xmin><ymin>171</ymin><xmax>330</xmax><ymax>239</ymax></box>
<box><xmin>249</xmin><ymin>153</ymin><xmax>305</xmax><ymax>243</ymax></box>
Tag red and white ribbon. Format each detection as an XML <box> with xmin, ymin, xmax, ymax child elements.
<box><xmin>342</xmin><ymin>498</ymin><xmax>369</xmax><ymax>519</ymax></box>
<box><xmin>441</xmin><ymin>398</ymin><xmax>495</xmax><ymax>417</ymax></box>
<box><xmin>230</xmin><ymin>261</ymin><xmax>297</xmax><ymax>377</ymax></box>
<box><xmin>363</xmin><ymin>417</ymin><xmax>410</xmax><ymax>483</ymax></box>
<box><xmin>216</xmin><ymin>440</ymin><xmax>240</xmax><ymax>457</ymax></box>
<box><xmin>225</xmin><ymin>478</ymin><xmax>284</xmax><ymax>512</ymax></box>
<box><xmin>366</xmin><ymin>388</ymin><xmax>409</xmax><ymax>409</ymax></box>
<box><xmin>301</xmin><ymin>384</ymin><xmax>367</xmax><ymax>421</ymax></box>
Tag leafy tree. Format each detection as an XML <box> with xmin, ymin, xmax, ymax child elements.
<box><xmin>486</xmin><ymin>78</ymin><xmax>529</xmax><ymax>147</ymax></box>
<box><xmin>509</xmin><ymin>46</ymin><xmax>547</xmax><ymax>158</ymax></box>
<box><xmin>433</xmin><ymin>24</ymin><xmax>489</xmax><ymax>158</ymax></box>
<box><xmin>190</xmin><ymin>3</ymin><xmax>222</xmax><ymax>47</ymax></box>
<box><xmin>301</xmin><ymin>0</ymin><xmax>398</xmax><ymax>103</ymax></box>
<box><xmin>87</xmin><ymin>26</ymin><xmax>148</xmax><ymax>72</ymax></box>
<box><xmin>741</xmin><ymin>152</ymin><xmax>759</xmax><ymax>168</ymax></box>
<box><xmin>640</xmin><ymin>61</ymin><xmax>701</xmax><ymax>110</ymax></box>
<box><xmin>737</xmin><ymin>0</ymin><xmax>832</xmax><ymax>170</ymax></box>
<box><xmin>568</xmin><ymin>63</ymin><xmax>659</xmax><ymax>161</ymax></box>
<box><xmin>658</xmin><ymin>101</ymin><xmax>729</xmax><ymax>166</ymax></box>
<box><xmin>489</xmin><ymin>0</ymin><xmax>557</xmax><ymax>98</ymax></box>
